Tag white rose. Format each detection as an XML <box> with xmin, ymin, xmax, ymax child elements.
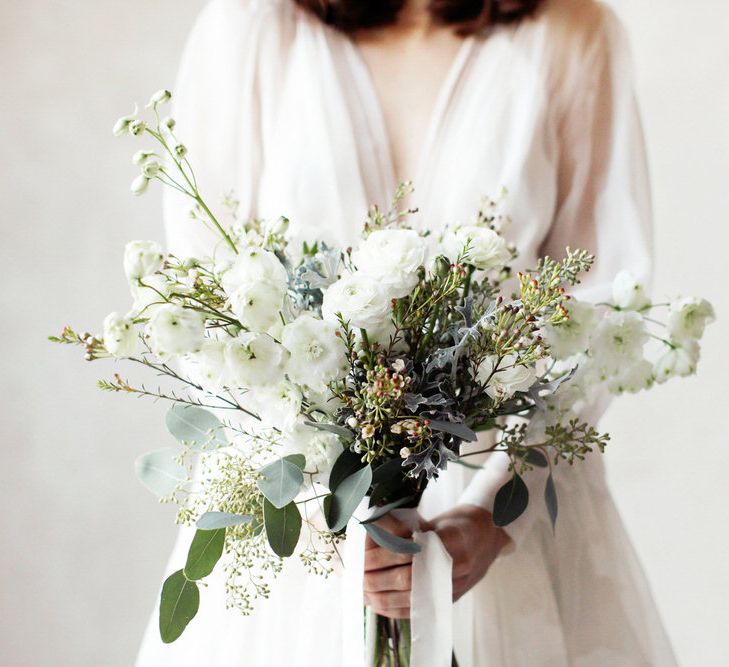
<box><xmin>225</xmin><ymin>332</ymin><xmax>286</xmax><ymax>389</ymax></box>
<box><xmin>477</xmin><ymin>353</ymin><xmax>536</xmax><ymax>400</ymax></box>
<box><xmin>124</xmin><ymin>240</ymin><xmax>164</xmax><ymax>281</ymax></box>
<box><xmin>227</xmin><ymin>280</ymin><xmax>286</xmax><ymax>333</ymax></box>
<box><xmin>442</xmin><ymin>225</ymin><xmax>510</xmax><ymax>271</ymax></box>
<box><xmin>353</xmin><ymin>229</ymin><xmax>426</xmax><ymax>297</ymax></box>
<box><xmin>281</xmin><ymin>314</ymin><xmax>348</xmax><ymax>391</ymax></box>
<box><xmin>612</xmin><ymin>271</ymin><xmax>650</xmax><ymax>311</ymax></box>
<box><xmin>542</xmin><ymin>299</ymin><xmax>596</xmax><ymax>360</ymax></box>
<box><xmin>666</xmin><ymin>297</ymin><xmax>715</xmax><ymax>341</ymax></box>
<box><xmin>607</xmin><ymin>358</ymin><xmax>655</xmax><ymax>395</ymax></box>
<box><xmin>144</xmin><ymin>304</ymin><xmax>205</xmax><ymax>360</ymax></box>
<box><xmin>654</xmin><ymin>339</ymin><xmax>700</xmax><ymax>384</ymax></box>
<box><xmin>589</xmin><ymin>310</ymin><xmax>648</xmax><ymax>376</ymax></box>
<box><xmin>321</xmin><ymin>271</ymin><xmax>393</xmax><ymax>331</ymax></box>
<box><xmin>281</xmin><ymin>420</ymin><xmax>343</xmax><ymax>484</ymax></box>
<box><xmin>187</xmin><ymin>339</ymin><xmax>229</xmax><ymax>393</ymax></box>
<box><xmin>102</xmin><ymin>312</ymin><xmax>137</xmax><ymax>357</ymax></box>
<box><xmin>249</xmin><ymin>380</ymin><xmax>302</xmax><ymax>430</ymax></box>
<box><xmin>130</xmin><ymin>273</ymin><xmax>171</xmax><ymax>317</ymax></box>
<box><xmin>220</xmin><ymin>246</ymin><xmax>288</xmax><ymax>295</ymax></box>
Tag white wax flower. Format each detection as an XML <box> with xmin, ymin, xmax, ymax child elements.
<box><xmin>147</xmin><ymin>89</ymin><xmax>171</xmax><ymax>107</ymax></box>
<box><xmin>132</xmin><ymin>150</ymin><xmax>158</xmax><ymax>166</ymax></box>
<box><xmin>144</xmin><ymin>304</ymin><xmax>205</xmax><ymax>360</ymax></box>
<box><xmin>220</xmin><ymin>246</ymin><xmax>288</xmax><ymax>295</ymax></box>
<box><xmin>225</xmin><ymin>332</ymin><xmax>286</xmax><ymax>389</ymax></box>
<box><xmin>281</xmin><ymin>420</ymin><xmax>342</xmax><ymax>484</ymax></box>
<box><xmin>607</xmin><ymin>358</ymin><xmax>655</xmax><ymax>395</ymax></box>
<box><xmin>353</xmin><ymin>229</ymin><xmax>426</xmax><ymax>298</ymax></box>
<box><xmin>442</xmin><ymin>225</ymin><xmax>510</xmax><ymax>271</ymax></box>
<box><xmin>281</xmin><ymin>314</ymin><xmax>347</xmax><ymax>391</ymax></box>
<box><xmin>227</xmin><ymin>280</ymin><xmax>286</xmax><ymax>333</ymax></box>
<box><xmin>477</xmin><ymin>353</ymin><xmax>536</xmax><ymax>400</ymax></box>
<box><xmin>542</xmin><ymin>299</ymin><xmax>596</xmax><ymax>360</ymax></box>
<box><xmin>112</xmin><ymin>105</ymin><xmax>138</xmax><ymax>136</ymax></box>
<box><xmin>612</xmin><ymin>271</ymin><xmax>650</xmax><ymax>311</ymax></box>
<box><xmin>654</xmin><ymin>339</ymin><xmax>700</xmax><ymax>383</ymax></box>
<box><xmin>187</xmin><ymin>339</ymin><xmax>229</xmax><ymax>394</ymax></box>
<box><xmin>130</xmin><ymin>273</ymin><xmax>170</xmax><ymax>317</ymax></box>
<box><xmin>249</xmin><ymin>380</ymin><xmax>303</xmax><ymax>430</ymax></box>
<box><xmin>124</xmin><ymin>240</ymin><xmax>164</xmax><ymax>281</ymax></box>
<box><xmin>589</xmin><ymin>310</ymin><xmax>648</xmax><ymax>376</ymax></box>
<box><xmin>321</xmin><ymin>271</ymin><xmax>393</xmax><ymax>331</ymax></box>
<box><xmin>666</xmin><ymin>297</ymin><xmax>715</xmax><ymax>341</ymax></box>
<box><xmin>102</xmin><ymin>312</ymin><xmax>136</xmax><ymax>357</ymax></box>
<box><xmin>130</xmin><ymin>174</ymin><xmax>150</xmax><ymax>196</ymax></box>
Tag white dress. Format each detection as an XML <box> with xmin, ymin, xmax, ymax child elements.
<box><xmin>136</xmin><ymin>0</ymin><xmax>677</xmax><ymax>664</ymax></box>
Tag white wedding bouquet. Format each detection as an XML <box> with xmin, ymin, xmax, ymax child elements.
<box><xmin>52</xmin><ymin>91</ymin><xmax>714</xmax><ymax>665</ymax></box>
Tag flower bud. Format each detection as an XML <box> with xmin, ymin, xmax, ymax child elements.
<box><xmin>112</xmin><ymin>105</ymin><xmax>138</xmax><ymax>136</ymax></box>
<box><xmin>399</xmin><ymin>447</ymin><xmax>411</xmax><ymax>459</ymax></box>
<box><xmin>433</xmin><ymin>255</ymin><xmax>451</xmax><ymax>278</ymax></box>
<box><xmin>130</xmin><ymin>174</ymin><xmax>150</xmax><ymax>196</ymax></box>
<box><xmin>346</xmin><ymin>416</ymin><xmax>358</xmax><ymax>429</ymax></box>
<box><xmin>133</xmin><ymin>150</ymin><xmax>157</xmax><ymax>165</ymax></box>
<box><xmin>142</xmin><ymin>160</ymin><xmax>161</xmax><ymax>178</ymax></box>
<box><xmin>174</xmin><ymin>144</ymin><xmax>187</xmax><ymax>158</ymax></box>
<box><xmin>129</xmin><ymin>119</ymin><xmax>147</xmax><ymax>136</ymax></box>
<box><xmin>162</xmin><ymin>116</ymin><xmax>176</xmax><ymax>131</ymax></box>
<box><xmin>147</xmin><ymin>89</ymin><xmax>171</xmax><ymax>108</ymax></box>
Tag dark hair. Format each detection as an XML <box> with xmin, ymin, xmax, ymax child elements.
<box><xmin>293</xmin><ymin>0</ymin><xmax>543</xmax><ymax>34</ymax></box>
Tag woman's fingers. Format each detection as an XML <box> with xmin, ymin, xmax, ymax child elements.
<box><xmin>364</xmin><ymin>546</ymin><xmax>413</xmax><ymax>571</ymax></box>
<box><xmin>363</xmin><ymin>590</ymin><xmax>410</xmax><ymax>609</ymax></box>
<box><xmin>364</xmin><ymin>563</ymin><xmax>412</xmax><ymax>593</ymax></box>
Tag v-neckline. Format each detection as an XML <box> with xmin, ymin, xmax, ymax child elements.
<box><xmin>342</xmin><ymin>33</ymin><xmax>476</xmax><ymax>197</ymax></box>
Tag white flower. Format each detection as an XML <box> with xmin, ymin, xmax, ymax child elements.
<box><xmin>607</xmin><ymin>359</ymin><xmax>655</xmax><ymax>395</ymax></box>
<box><xmin>353</xmin><ymin>229</ymin><xmax>426</xmax><ymax>298</ymax></box>
<box><xmin>321</xmin><ymin>271</ymin><xmax>393</xmax><ymax>331</ymax></box>
<box><xmin>666</xmin><ymin>297</ymin><xmax>715</xmax><ymax>341</ymax></box>
<box><xmin>542</xmin><ymin>299</ymin><xmax>596</xmax><ymax>360</ymax></box>
<box><xmin>130</xmin><ymin>273</ymin><xmax>170</xmax><ymax>317</ymax></box>
<box><xmin>102</xmin><ymin>312</ymin><xmax>136</xmax><ymax>357</ymax></box>
<box><xmin>144</xmin><ymin>304</ymin><xmax>205</xmax><ymax>360</ymax></box>
<box><xmin>130</xmin><ymin>174</ymin><xmax>150</xmax><ymax>196</ymax></box>
<box><xmin>248</xmin><ymin>380</ymin><xmax>303</xmax><ymax>430</ymax></box>
<box><xmin>477</xmin><ymin>353</ymin><xmax>536</xmax><ymax>400</ymax></box>
<box><xmin>187</xmin><ymin>339</ymin><xmax>229</xmax><ymax>393</ymax></box>
<box><xmin>141</xmin><ymin>160</ymin><xmax>161</xmax><ymax>178</ymax></box>
<box><xmin>112</xmin><ymin>105</ymin><xmax>138</xmax><ymax>136</ymax></box>
<box><xmin>132</xmin><ymin>150</ymin><xmax>158</xmax><ymax>165</ymax></box>
<box><xmin>589</xmin><ymin>310</ymin><xmax>648</xmax><ymax>376</ymax></box>
<box><xmin>612</xmin><ymin>271</ymin><xmax>650</xmax><ymax>311</ymax></box>
<box><xmin>220</xmin><ymin>246</ymin><xmax>288</xmax><ymax>293</ymax></box>
<box><xmin>225</xmin><ymin>332</ymin><xmax>286</xmax><ymax>388</ymax></box>
<box><xmin>280</xmin><ymin>420</ymin><xmax>342</xmax><ymax>484</ymax></box>
<box><xmin>129</xmin><ymin>119</ymin><xmax>147</xmax><ymax>136</ymax></box>
<box><xmin>442</xmin><ymin>225</ymin><xmax>510</xmax><ymax>271</ymax></box>
<box><xmin>227</xmin><ymin>280</ymin><xmax>286</xmax><ymax>333</ymax></box>
<box><xmin>654</xmin><ymin>339</ymin><xmax>700</xmax><ymax>383</ymax></box>
<box><xmin>124</xmin><ymin>240</ymin><xmax>164</xmax><ymax>281</ymax></box>
<box><xmin>147</xmin><ymin>89</ymin><xmax>171</xmax><ymax>107</ymax></box>
<box><xmin>281</xmin><ymin>314</ymin><xmax>347</xmax><ymax>391</ymax></box>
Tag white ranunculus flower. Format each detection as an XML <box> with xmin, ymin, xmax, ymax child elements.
<box><xmin>130</xmin><ymin>273</ymin><xmax>171</xmax><ymax>317</ymax></box>
<box><xmin>124</xmin><ymin>240</ymin><xmax>164</xmax><ymax>281</ymax></box>
<box><xmin>220</xmin><ymin>246</ymin><xmax>288</xmax><ymax>296</ymax></box>
<box><xmin>607</xmin><ymin>358</ymin><xmax>655</xmax><ymax>395</ymax></box>
<box><xmin>227</xmin><ymin>280</ymin><xmax>286</xmax><ymax>333</ymax></box>
<box><xmin>144</xmin><ymin>304</ymin><xmax>205</xmax><ymax>360</ymax></box>
<box><xmin>249</xmin><ymin>380</ymin><xmax>302</xmax><ymax>430</ymax></box>
<box><xmin>281</xmin><ymin>420</ymin><xmax>343</xmax><ymax>484</ymax></box>
<box><xmin>102</xmin><ymin>312</ymin><xmax>137</xmax><ymax>357</ymax></box>
<box><xmin>187</xmin><ymin>339</ymin><xmax>229</xmax><ymax>394</ymax></box>
<box><xmin>225</xmin><ymin>332</ymin><xmax>286</xmax><ymax>389</ymax></box>
<box><xmin>654</xmin><ymin>339</ymin><xmax>700</xmax><ymax>384</ymax></box>
<box><xmin>442</xmin><ymin>225</ymin><xmax>510</xmax><ymax>271</ymax></box>
<box><xmin>666</xmin><ymin>297</ymin><xmax>715</xmax><ymax>341</ymax></box>
<box><xmin>321</xmin><ymin>271</ymin><xmax>393</xmax><ymax>331</ymax></box>
<box><xmin>589</xmin><ymin>310</ymin><xmax>648</xmax><ymax>376</ymax></box>
<box><xmin>612</xmin><ymin>271</ymin><xmax>650</xmax><ymax>311</ymax></box>
<box><xmin>477</xmin><ymin>353</ymin><xmax>537</xmax><ymax>400</ymax></box>
<box><xmin>281</xmin><ymin>314</ymin><xmax>347</xmax><ymax>391</ymax></box>
<box><xmin>353</xmin><ymin>229</ymin><xmax>426</xmax><ymax>298</ymax></box>
<box><xmin>542</xmin><ymin>299</ymin><xmax>596</xmax><ymax>360</ymax></box>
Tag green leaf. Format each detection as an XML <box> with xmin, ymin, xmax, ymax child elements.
<box><xmin>256</xmin><ymin>457</ymin><xmax>305</xmax><ymax>509</ymax></box>
<box><xmin>328</xmin><ymin>449</ymin><xmax>365</xmax><ymax>493</ymax></box>
<box><xmin>263</xmin><ymin>499</ymin><xmax>302</xmax><ymax>558</ymax></box>
<box><xmin>474</xmin><ymin>418</ymin><xmax>497</xmax><ymax>433</ymax></box>
<box><xmin>196</xmin><ymin>511</ymin><xmax>253</xmax><ymax>530</ymax></box>
<box><xmin>524</xmin><ymin>448</ymin><xmax>549</xmax><ymax>468</ymax></box>
<box><xmin>429</xmin><ymin>419</ymin><xmax>477</xmax><ymax>442</ymax></box>
<box><xmin>326</xmin><ymin>465</ymin><xmax>373</xmax><ymax>532</ymax></box>
<box><xmin>362</xmin><ymin>523</ymin><xmax>421</xmax><ymax>555</ymax></box>
<box><xmin>135</xmin><ymin>448</ymin><xmax>187</xmax><ymax>497</ymax></box>
<box><xmin>165</xmin><ymin>404</ymin><xmax>228</xmax><ymax>451</ymax></box>
<box><xmin>159</xmin><ymin>569</ymin><xmax>200</xmax><ymax>643</ymax></box>
<box><xmin>184</xmin><ymin>528</ymin><xmax>225</xmax><ymax>580</ymax></box>
<box><xmin>361</xmin><ymin>496</ymin><xmax>416</xmax><ymax>525</ymax></box>
<box><xmin>544</xmin><ymin>473</ymin><xmax>558</xmax><ymax>532</ymax></box>
<box><xmin>283</xmin><ymin>453</ymin><xmax>306</xmax><ymax>470</ymax></box>
<box><xmin>304</xmin><ymin>420</ymin><xmax>353</xmax><ymax>440</ymax></box>
<box><xmin>493</xmin><ymin>473</ymin><xmax>529</xmax><ymax>527</ymax></box>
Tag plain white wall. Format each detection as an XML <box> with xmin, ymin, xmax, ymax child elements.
<box><xmin>1</xmin><ymin>1</ymin><xmax>726</xmax><ymax>665</ymax></box>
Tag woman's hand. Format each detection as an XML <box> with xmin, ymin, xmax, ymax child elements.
<box><xmin>363</xmin><ymin>504</ymin><xmax>511</xmax><ymax>619</ymax></box>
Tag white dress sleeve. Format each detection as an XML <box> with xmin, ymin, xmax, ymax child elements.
<box><xmin>459</xmin><ymin>3</ymin><xmax>654</xmax><ymax>546</ymax></box>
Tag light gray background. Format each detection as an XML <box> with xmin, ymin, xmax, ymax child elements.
<box><xmin>2</xmin><ymin>1</ymin><xmax>727</xmax><ymax>665</ymax></box>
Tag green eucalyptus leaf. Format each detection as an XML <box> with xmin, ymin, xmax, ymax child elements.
<box><xmin>428</xmin><ymin>419</ymin><xmax>477</xmax><ymax>442</ymax></box>
<box><xmin>135</xmin><ymin>448</ymin><xmax>187</xmax><ymax>497</ymax></box>
<box><xmin>184</xmin><ymin>528</ymin><xmax>225</xmax><ymax>580</ymax></box>
<box><xmin>257</xmin><ymin>457</ymin><xmax>305</xmax><ymax>509</ymax></box>
<box><xmin>328</xmin><ymin>449</ymin><xmax>365</xmax><ymax>493</ymax></box>
<box><xmin>544</xmin><ymin>472</ymin><xmax>558</xmax><ymax>532</ymax></box>
<box><xmin>304</xmin><ymin>420</ymin><xmax>353</xmax><ymax>440</ymax></box>
<box><xmin>283</xmin><ymin>453</ymin><xmax>306</xmax><ymax>470</ymax></box>
<box><xmin>360</xmin><ymin>495</ymin><xmax>416</xmax><ymax>525</ymax></box>
<box><xmin>492</xmin><ymin>473</ymin><xmax>529</xmax><ymax>527</ymax></box>
<box><xmin>159</xmin><ymin>569</ymin><xmax>200</xmax><ymax>644</ymax></box>
<box><xmin>326</xmin><ymin>465</ymin><xmax>373</xmax><ymax>532</ymax></box>
<box><xmin>196</xmin><ymin>511</ymin><xmax>253</xmax><ymax>530</ymax></box>
<box><xmin>263</xmin><ymin>499</ymin><xmax>302</xmax><ymax>558</ymax></box>
<box><xmin>362</xmin><ymin>523</ymin><xmax>421</xmax><ymax>555</ymax></box>
<box><xmin>166</xmin><ymin>404</ymin><xmax>228</xmax><ymax>451</ymax></box>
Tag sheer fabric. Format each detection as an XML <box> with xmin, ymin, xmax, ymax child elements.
<box><xmin>137</xmin><ymin>0</ymin><xmax>676</xmax><ymax>664</ymax></box>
